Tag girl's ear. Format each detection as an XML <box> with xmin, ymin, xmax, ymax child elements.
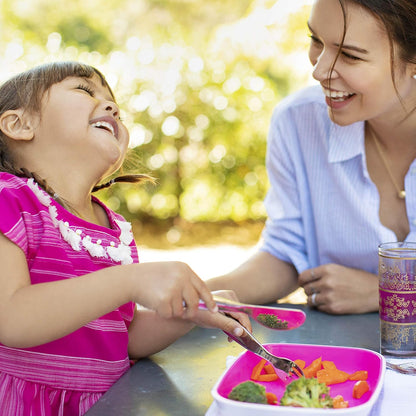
<box><xmin>0</xmin><ymin>109</ymin><xmax>35</xmax><ymax>141</ymax></box>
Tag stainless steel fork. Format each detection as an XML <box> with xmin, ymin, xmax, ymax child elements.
<box><xmin>224</xmin><ymin>326</ymin><xmax>304</xmax><ymax>379</ymax></box>
<box><xmin>386</xmin><ymin>360</ymin><xmax>416</xmax><ymax>375</ymax></box>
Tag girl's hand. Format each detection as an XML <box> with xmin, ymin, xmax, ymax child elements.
<box><xmin>184</xmin><ymin>308</ymin><xmax>250</xmax><ymax>338</ymax></box>
<box><xmin>298</xmin><ymin>264</ymin><xmax>379</xmax><ymax>314</ymax></box>
<box><xmin>131</xmin><ymin>261</ymin><xmax>217</xmax><ymax>319</ymax></box>
<box><xmin>183</xmin><ymin>289</ymin><xmax>252</xmax><ymax>336</ymax></box>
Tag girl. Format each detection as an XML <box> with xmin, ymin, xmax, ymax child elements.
<box><xmin>208</xmin><ymin>0</ymin><xmax>416</xmax><ymax>314</ymax></box>
<box><xmin>0</xmin><ymin>61</ymin><xmax>248</xmax><ymax>415</ymax></box>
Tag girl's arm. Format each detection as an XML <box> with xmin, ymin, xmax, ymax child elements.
<box><xmin>207</xmin><ymin>250</ymin><xmax>298</xmax><ymax>305</ymax></box>
<box><xmin>0</xmin><ymin>232</ymin><xmax>227</xmax><ymax>348</ymax></box>
<box><xmin>127</xmin><ymin>308</ymin><xmax>195</xmax><ymax>358</ymax></box>
<box><xmin>127</xmin><ymin>291</ymin><xmax>252</xmax><ymax>358</ymax></box>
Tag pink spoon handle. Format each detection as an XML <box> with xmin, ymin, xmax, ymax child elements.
<box><xmin>199</xmin><ymin>296</ymin><xmax>306</xmax><ymax>330</ymax></box>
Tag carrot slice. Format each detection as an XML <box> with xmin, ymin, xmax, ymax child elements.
<box><xmin>251</xmin><ymin>358</ymin><xmax>267</xmax><ymax>381</ymax></box>
<box><xmin>294</xmin><ymin>359</ymin><xmax>305</xmax><ymax>369</ymax></box>
<box><xmin>257</xmin><ymin>373</ymin><xmax>279</xmax><ymax>382</ymax></box>
<box><xmin>266</xmin><ymin>392</ymin><xmax>278</xmax><ymax>405</ymax></box>
<box><xmin>349</xmin><ymin>370</ymin><xmax>368</xmax><ymax>381</ymax></box>
<box><xmin>264</xmin><ymin>364</ymin><xmax>277</xmax><ymax>375</ymax></box>
<box><xmin>322</xmin><ymin>360</ymin><xmax>337</xmax><ymax>371</ymax></box>
<box><xmin>352</xmin><ymin>380</ymin><xmax>370</xmax><ymax>399</ymax></box>
<box><xmin>317</xmin><ymin>368</ymin><xmax>349</xmax><ymax>385</ymax></box>
<box><xmin>303</xmin><ymin>357</ymin><xmax>322</xmax><ymax>378</ymax></box>
<box><xmin>333</xmin><ymin>394</ymin><xmax>349</xmax><ymax>408</ymax></box>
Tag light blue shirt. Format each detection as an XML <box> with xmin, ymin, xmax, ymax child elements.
<box><xmin>261</xmin><ymin>85</ymin><xmax>416</xmax><ymax>275</ymax></box>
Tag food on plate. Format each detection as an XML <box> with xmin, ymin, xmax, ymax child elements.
<box><xmin>228</xmin><ymin>381</ymin><xmax>267</xmax><ymax>404</ymax></box>
<box><xmin>352</xmin><ymin>380</ymin><xmax>370</xmax><ymax>399</ymax></box>
<box><xmin>226</xmin><ymin>355</ymin><xmax>371</xmax><ymax>409</ymax></box>
<box><xmin>280</xmin><ymin>376</ymin><xmax>333</xmax><ymax>408</ymax></box>
<box><xmin>349</xmin><ymin>370</ymin><xmax>368</xmax><ymax>381</ymax></box>
<box><xmin>266</xmin><ymin>392</ymin><xmax>278</xmax><ymax>405</ymax></box>
<box><xmin>332</xmin><ymin>394</ymin><xmax>349</xmax><ymax>408</ymax></box>
<box><xmin>250</xmin><ymin>358</ymin><xmax>279</xmax><ymax>382</ymax></box>
<box><xmin>257</xmin><ymin>313</ymin><xmax>289</xmax><ymax>329</ymax></box>
<box><xmin>303</xmin><ymin>356</ymin><xmax>322</xmax><ymax>378</ymax></box>
<box><xmin>316</xmin><ymin>360</ymin><xmax>350</xmax><ymax>385</ymax></box>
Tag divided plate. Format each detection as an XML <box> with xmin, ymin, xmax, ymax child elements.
<box><xmin>212</xmin><ymin>343</ymin><xmax>385</xmax><ymax>416</ymax></box>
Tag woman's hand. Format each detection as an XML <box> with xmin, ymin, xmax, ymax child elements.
<box><xmin>298</xmin><ymin>264</ymin><xmax>379</xmax><ymax>314</ymax></box>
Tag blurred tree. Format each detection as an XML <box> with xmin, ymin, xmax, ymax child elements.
<box><xmin>0</xmin><ymin>0</ymin><xmax>312</xmax><ymax>231</ymax></box>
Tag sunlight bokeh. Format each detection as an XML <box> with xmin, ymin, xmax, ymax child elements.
<box><xmin>0</xmin><ymin>0</ymin><xmax>314</xmax><ymax>251</ymax></box>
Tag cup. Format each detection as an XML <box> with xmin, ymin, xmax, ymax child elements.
<box><xmin>378</xmin><ymin>242</ymin><xmax>416</xmax><ymax>358</ymax></box>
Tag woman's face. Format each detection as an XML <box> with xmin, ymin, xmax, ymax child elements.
<box><xmin>308</xmin><ymin>0</ymin><xmax>416</xmax><ymax>126</ymax></box>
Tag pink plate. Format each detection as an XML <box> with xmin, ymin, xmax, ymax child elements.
<box><xmin>212</xmin><ymin>343</ymin><xmax>385</xmax><ymax>416</ymax></box>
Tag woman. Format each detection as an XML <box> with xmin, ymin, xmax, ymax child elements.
<box><xmin>208</xmin><ymin>0</ymin><xmax>416</xmax><ymax>314</ymax></box>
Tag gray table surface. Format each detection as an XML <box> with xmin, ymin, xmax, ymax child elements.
<box><xmin>86</xmin><ymin>304</ymin><xmax>379</xmax><ymax>415</ymax></box>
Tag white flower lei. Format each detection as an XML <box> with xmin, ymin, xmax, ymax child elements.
<box><xmin>27</xmin><ymin>178</ymin><xmax>133</xmax><ymax>265</ymax></box>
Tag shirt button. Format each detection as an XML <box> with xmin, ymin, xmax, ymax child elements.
<box><xmin>413</xmin><ymin>219</ymin><xmax>416</xmax><ymax>226</ymax></box>
<box><xmin>411</xmin><ymin>167</ymin><xmax>416</xmax><ymax>175</ymax></box>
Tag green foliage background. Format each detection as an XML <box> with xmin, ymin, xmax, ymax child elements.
<box><xmin>0</xmin><ymin>0</ymin><xmax>312</xmax><ymax>243</ymax></box>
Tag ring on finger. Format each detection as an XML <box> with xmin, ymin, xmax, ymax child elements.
<box><xmin>311</xmin><ymin>292</ymin><xmax>317</xmax><ymax>306</ymax></box>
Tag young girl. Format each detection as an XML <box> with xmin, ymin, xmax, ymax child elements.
<box><xmin>0</xmin><ymin>61</ymin><xmax>248</xmax><ymax>415</ymax></box>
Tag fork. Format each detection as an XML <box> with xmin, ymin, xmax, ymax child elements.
<box><xmin>224</xmin><ymin>325</ymin><xmax>304</xmax><ymax>380</ymax></box>
<box><xmin>386</xmin><ymin>360</ymin><xmax>416</xmax><ymax>375</ymax></box>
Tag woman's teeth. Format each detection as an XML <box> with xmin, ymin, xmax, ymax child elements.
<box><xmin>323</xmin><ymin>88</ymin><xmax>354</xmax><ymax>102</ymax></box>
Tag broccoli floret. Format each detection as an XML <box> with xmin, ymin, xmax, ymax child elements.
<box><xmin>280</xmin><ymin>377</ymin><xmax>333</xmax><ymax>408</ymax></box>
<box><xmin>228</xmin><ymin>381</ymin><xmax>267</xmax><ymax>404</ymax></box>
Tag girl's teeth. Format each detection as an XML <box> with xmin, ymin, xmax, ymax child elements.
<box><xmin>92</xmin><ymin>121</ymin><xmax>115</xmax><ymax>136</ymax></box>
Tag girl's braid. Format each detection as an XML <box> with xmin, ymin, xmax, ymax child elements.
<box><xmin>92</xmin><ymin>174</ymin><xmax>154</xmax><ymax>192</ymax></box>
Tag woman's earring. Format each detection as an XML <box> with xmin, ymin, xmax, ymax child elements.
<box><xmin>413</xmin><ymin>74</ymin><xmax>416</xmax><ymax>79</ymax></box>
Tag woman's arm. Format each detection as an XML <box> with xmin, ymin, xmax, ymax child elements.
<box><xmin>206</xmin><ymin>250</ymin><xmax>298</xmax><ymax>305</ymax></box>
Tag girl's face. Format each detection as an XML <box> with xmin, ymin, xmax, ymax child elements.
<box><xmin>34</xmin><ymin>74</ymin><xmax>130</xmax><ymax>180</ymax></box>
<box><xmin>308</xmin><ymin>0</ymin><xmax>416</xmax><ymax>126</ymax></box>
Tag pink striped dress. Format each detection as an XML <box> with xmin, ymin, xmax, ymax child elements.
<box><xmin>0</xmin><ymin>172</ymin><xmax>138</xmax><ymax>415</ymax></box>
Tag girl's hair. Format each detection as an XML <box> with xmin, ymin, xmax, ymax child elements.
<box><xmin>0</xmin><ymin>61</ymin><xmax>152</xmax><ymax>204</ymax></box>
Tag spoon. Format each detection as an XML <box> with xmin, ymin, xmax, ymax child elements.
<box><xmin>199</xmin><ymin>295</ymin><xmax>306</xmax><ymax>330</ymax></box>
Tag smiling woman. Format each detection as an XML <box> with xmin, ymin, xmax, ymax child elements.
<box><xmin>207</xmin><ymin>0</ymin><xmax>416</xmax><ymax>316</ymax></box>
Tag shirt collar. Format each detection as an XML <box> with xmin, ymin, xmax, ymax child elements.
<box><xmin>328</xmin><ymin>121</ymin><xmax>365</xmax><ymax>163</ymax></box>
